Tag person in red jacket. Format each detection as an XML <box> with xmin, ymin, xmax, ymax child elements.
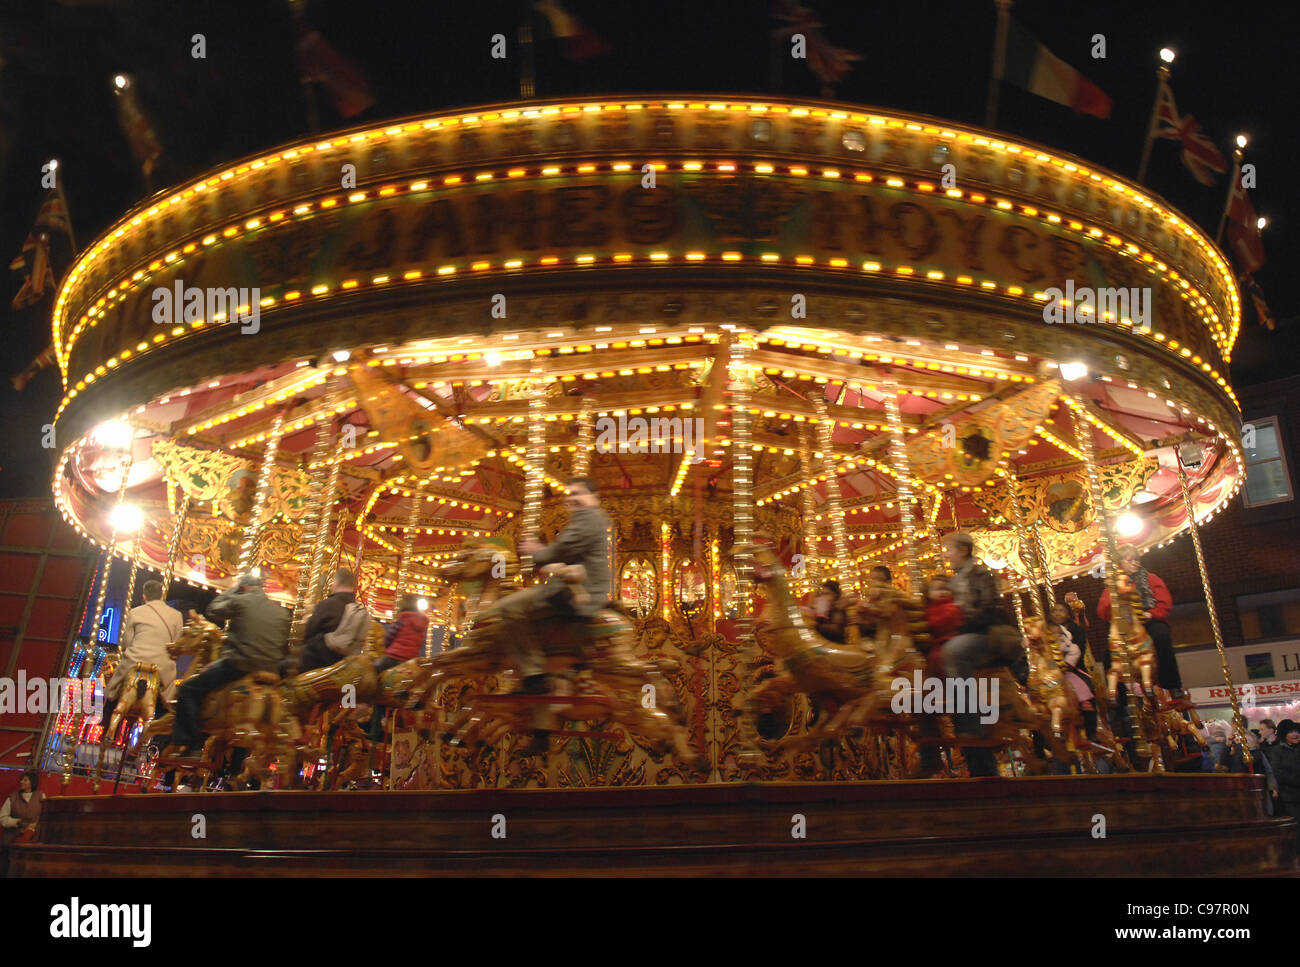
<box><xmin>366</xmin><ymin>594</ymin><xmax>429</xmax><ymax>740</ymax></box>
<box><xmin>923</xmin><ymin>575</ymin><xmax>965</xmax><ymax>669</ymax></box>
<box><xmin>913</xmin><ymin>574</ymin><xmax>966</xmax><ymax>778</ymax></box>
<box><xmin>1096</xmin><ymin>545</ymin><xmax>1181</xmax><ymax>694</ymax></box>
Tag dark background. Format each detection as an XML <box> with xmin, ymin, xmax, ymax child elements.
<box><xmin>1</xmin><ymin>0</ymin><xmax>1295</xmax><ymax>498</ymax></box>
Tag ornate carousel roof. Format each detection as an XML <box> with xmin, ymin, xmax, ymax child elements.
<box><xmin>46</xmin><ymin>95</ymin><xmax>1245</xmax><ymax>610</ymax></box>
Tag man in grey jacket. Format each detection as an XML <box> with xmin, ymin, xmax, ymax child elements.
<box><xmin>170</xmin><ymin>573</ymin><xmax>290</xmax><ymax>756</ymax></box>
<box><xmin>491</xmin><ymin>476</ymin><xmax>612</xmax><ymax>750</ymax></box>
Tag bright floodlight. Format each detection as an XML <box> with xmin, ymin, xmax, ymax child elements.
<box><xmin>1257</xmin><ymin>217</ymin><xmax>1267</xmax><ymax>230</ymax></box>
<box><xmin>416</xmin><ymin>597</ymin><xmax>429</xmax><ymax>612</ymax></box>
<box><xmin>1159</xmin><ymin>48</ymin><xmax>1175</xmax><ymax>64</ymax></box>
<box><xmin>1059</xmin><ymin>361</ymin><xmax>1088</xmax><ymax>382</ymax></box>
<box><xmin>91</xmin><ymin>419</ymin><xmax>134</xmax><ymax>450</ymax></box>
<box><xmin>331</xmin><ymin>349</ymin><xmax>351</xmax><ymax>362</ymax></box>
<box><xmin>1116</xmin><ymin>512</ymin><xmax>1143</xmax><ymax>537</ymax></box>
<box><xmin>1236</xmin><ymin>134</ymin><xmax>1248</xmax><ymax>149</ymax></box>
<box><xmin>109</xmin><ymin>503</ymin><xmax>143</xmax><ymax>533</ymax></box>
<box><xmin>113</xmin><ymin>74</ymin><xmax>129</xmax><ymax>89</ymax></box>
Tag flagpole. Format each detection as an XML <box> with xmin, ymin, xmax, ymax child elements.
<box><xmin>54</xmin><ymin>176</ymin><xmax>78</xmax><ymax>256</ymax></box>
<box><xmin>1136</xmin><ymin>49</ymin><xmax>1174</xmax><ymax>184</ymax></box>
<box><xmin>519</xmin><ymin>0</ymin><xmax>536</xmax><ymax>98</ymax></box>
<box><xmin>1215</xmin><ymin>139</ymin><xmax>1245</xmax><ymax>245</ymax></box>
<box><xmin>289</xmin><ymin>0</ymin><xmax>322</xmax><ymax>133</ymax></box>
<box><xmin>984</xmin><ymin>0</ymin><xmax>1012</xmax><ymax>128</ymax></box>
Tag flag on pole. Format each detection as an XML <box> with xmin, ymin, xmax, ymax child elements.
<box><xmin>295</xmin><ymin>21</ymin><xmax>376</xmax><ymax>117</ymax></box>
<box><xmin>771</xmin><ymin>0</ymin><xmax>861</xmax><ymax>93</ymax></box>
<box><xmin>11</xmin><ymin>344</ymin><xmax>57</xmax><ymax>392</ymax></box>
<box><xmin>9</xmin><ymin>234</ymin><xmax>54</xmax><ymax>310</ymax></box>
<box><xmin>1225</xmin><ymin>180</ymin><xmax>1266</xmax><ymax>274</ymax></box>
<box><xmin>1003</xmin><ymin>18</ymin><xmax>1111</xmax><ymax>118</ymax></box>
<box><xmin>533</xmin><ymin>0</ymin><xmax>610</xmax><ymax>61</ymax></box>
<box><xmin>113</xmin><ymin>79</ymin><xmax>163</xmax><ymax>177</ymax></box>
<box><xmin>10</xmin><ymin>189</ymin><xmax>72</xmax><ymax>310</ymax></box>
<box><xmin>1240</xmin><ymin>275</ymin><xmax>1276</xmax><ymax>331</ymax></box>
<box><xmin>1153</xmin><ymin>84</ymin><xmax>1228</xmax><ymax>186</ymax></box>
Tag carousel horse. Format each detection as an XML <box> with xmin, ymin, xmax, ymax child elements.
<box><xmin>145</xmin><ymin>613</ymin><xmax>374</xmax><ymax>791</ymax></box>
<box><xmin>746</xmin><ymin>540</ymin><xmax>922</xmax><ymax>745</ymax></box>
<box><xmin>91</xmin><ymin>661</ymin><xmax>164</xmax><ymax>793</ymax></box>
<box><xmin>1022</xmin><ymin>616</ymin><xmax>1096</xmax><ymax>772</ymax></box>
<box><xmin>1106</xmin><ymin>573</ymin><xmax>1158</xmax><ymax>704</ymax></box>
<box><xmin>399</xmin><ymin>545</ymin><xmax>701</xmax><ymax>766</ymax></box>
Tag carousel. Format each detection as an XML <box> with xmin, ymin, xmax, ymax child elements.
<box><xmin>17</xmin><ymin>95</ymin><xmax>1293</xmax><ymax>875</ymax></box>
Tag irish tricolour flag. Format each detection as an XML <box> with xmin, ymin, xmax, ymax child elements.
<box><xmin>1004</xmin><ymin>18</ymin><xmax>1112</xmax><ymax>118</ymax></box>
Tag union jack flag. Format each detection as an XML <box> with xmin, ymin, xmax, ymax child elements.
<box><xmin>10</xmin><ymin>190</ymin><xmax>71</xmax><ymax>310</ymax></box>
<box><xmin>1154</xmin><ymin>83</ymin><xmax>1227</xmax><ymax>186</ymax></box>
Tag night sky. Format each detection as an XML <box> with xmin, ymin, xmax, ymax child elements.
<box><xmin>1</xmin><ymin>0</ymin><xmax>1295</xmax><ymax>499</ymax></box>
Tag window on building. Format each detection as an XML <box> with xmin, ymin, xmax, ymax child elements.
<box><xmin>1242</xmin><ymin>417</ymin><xmax>1293</xmax><ymax>507</ymax></box>
<box><xmin>1237</xmin><ymin>588</ymin><xmax>1300</xmax><ymax>642</ymax></box>
<box><xmin>1166</xmin><ymin>601</ymin><xmax>1212</xmax><ymax>649</ymax></box>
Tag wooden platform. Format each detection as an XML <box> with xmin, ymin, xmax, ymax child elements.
<box><xmin>14</xmin><ymin>774</ymin><xmax>1295</xmax><ymax>876</ymax></box>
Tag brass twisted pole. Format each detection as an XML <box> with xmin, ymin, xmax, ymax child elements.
<box><xmin>237</xmin><ymin>412</ymin><xmax>284</xmax><ymax>575</ymax></box>
<box><xmin>160</xmin><ymin>494</ymin><xmax>191</xmax><ymax>600</ymax></box>
<box><xmin>66</xmin><ymin>451</ymin><xmax>134</xmax><ymax>786</ymax></box>
<box><xmin>882</xmin><ymin>386</ymin><xmax>922</xmax><ymax>597</ymax></box>
<box><xmin>520</xmin><ymin>372</ymin><xmax>548</xmax><ymax>575</ymax></box>
<box><xmin>1177</xmin><ymin>458</ymin><xmax>1251</xmax><ymax>768</ymax></box>
<box><xmin>730</xmin><ymin>336</ymin><xmax>761</xmax><ymax>768</ymax></box>
<box><xmin>289</xmin><ymin>414</ymin><xmax>336</xmax><ymax>644</ymax></box>
<box><xmin>307</xmin><ymin>428</ymin><xmax>346</xmax><ymax>605</ymax></box>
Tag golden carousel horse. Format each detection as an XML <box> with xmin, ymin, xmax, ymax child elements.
<box><xmin>1106</xmin><ymin>573</ymin><xmax>1158</xmax><ymax>704</ymax></box>
<box><xmin>1104</xmin><ymin>573</ymin><xmax>1173</xmax><ymax>771</ymax></box>
<box><xmin>91</xmin><ymin>661</ymin><xmax>165</xmax><ymax>793</ymax></box>
<box><xmin>746</xmin><ymin>539</ymin><xmax>922</xmax><ymax>747</ymax></box>
<box><xmin>143</xmin><ymin>612</ymin><xmax>367</xmax><ymax>791</ymax></box>
<box><xmin>399</xmin><ymin>542</ymin><xmax>702</xmax><ymax>768</ymax></box>
<box><xmin>1021</xmin><ymin>616</ymin><xmax>1098</xmax><ymax>773</ymax></box>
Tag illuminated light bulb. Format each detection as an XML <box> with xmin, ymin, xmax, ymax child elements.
<box><xmin>1059</xmin><ymin>361</ymin><xmax>1088</xmax><ymax>382</ymax></box>
<box><xmin>92</xmin><ymin>420</ymin><xmax>134</xmax><ymax>450</ymax></box>
<box><xmin>110</xmin><ymin>504</ymin><xmax>143</xmax><ymax>533</ymax></box>
<box><xmin>332</xmin><ymin>349</ymin><xmax>351</xmax><ymax>362</ymax></box>
<box><xmin>1115</xmin><ymin>512</ymin><xmax>1143</xmax><ymax>538</ymax></box>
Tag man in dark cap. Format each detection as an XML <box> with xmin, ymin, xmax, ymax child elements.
<box><xmin>170</xmin><ymin>572</ymin><xmax>290</xmax><ymax>757</ymax></box>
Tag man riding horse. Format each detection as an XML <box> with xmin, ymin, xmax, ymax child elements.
<box><xmin>169</xmin><ymin>572</ymin><xmax>290</xmax><ymax>759</ymax></box>
<box><xmin>477</xmin><ymin>475</ymin><xmax>612</xmax><ymax>754</ymax></box>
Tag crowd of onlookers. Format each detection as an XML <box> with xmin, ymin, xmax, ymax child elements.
<box><xmin>1208</xmin><ymin>717</ymin><xmax>1300</xmax><ymax>822</ymax></box>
